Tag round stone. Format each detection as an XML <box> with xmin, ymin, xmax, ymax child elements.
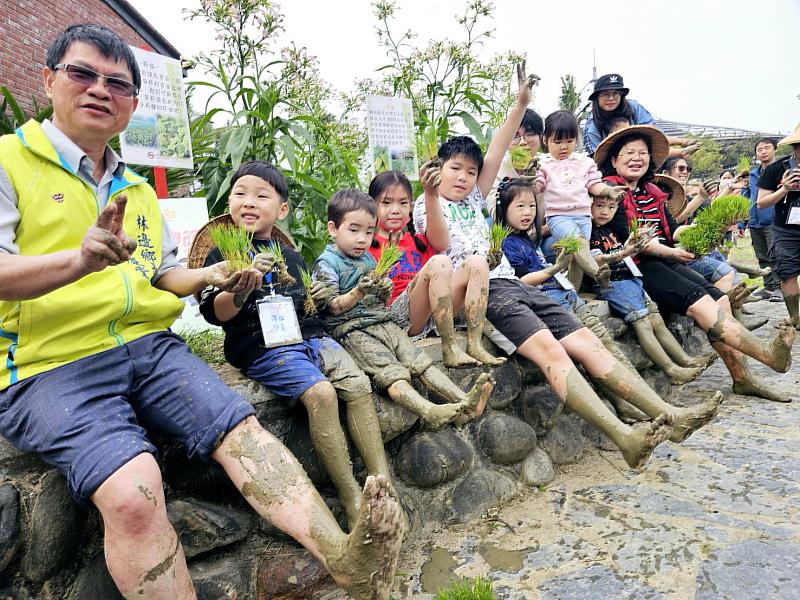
<box><xmin>395</xmin><ymin>429</ymin><xmax>473</xmax><ymax>488</ymax></box>
<box><xmin>479</xmin><ymin>413</ymin><xmax>536</xmax><ymax>465</ymax></box>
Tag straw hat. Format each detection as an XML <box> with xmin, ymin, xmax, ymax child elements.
<box><xmin>654</xmin><ymin>174</ymin><xmax>687</xmax><ymax>217</ymax></box>
<box><xmin>778</xmin><ymin>123</ymin><xmax>800</xmax><ymax>147</ymax></box>
<box><xmin>187</xmin><ymin>214</ymin><xmax>295</xmax><ymax>270</ymax></box>
<box><xmin>593</xmin><ymin>125</ymin><xmax>671</xmax><ymax>172</ymax></box>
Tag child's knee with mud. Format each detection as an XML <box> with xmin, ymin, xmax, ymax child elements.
<box><xmin>314</xmin><ymin>189</ymin><xmax>494</xmax><ymax>430</ymax></box>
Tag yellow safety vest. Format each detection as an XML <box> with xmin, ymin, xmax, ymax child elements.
<box><xmin>0</xmin><ymin>120</ymin><xmax>184</xmax><ymax>390</ymax></box>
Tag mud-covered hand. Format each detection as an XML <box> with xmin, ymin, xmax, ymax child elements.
<box><xmin>606</xmin><ymin>185</ymin><xmax>629</xmax><ymax>202</ymax></box>
<box><xmin>356</xmin><ymin>272</ymin><xmax>383</xmax><ymax>297</ymax></box>
<box><xmin>625</xmin><ymin>226</ymin><xmax>656</xmax><ymax>255</ymax></box>
<box><xmin>251</xmin><ymin>252</ymin><xmax>275</xmax><ymax>274</ymax></box>
<box><xmin>376</xmin><ymin>277</ymin><xmax>394</xmax><ymax>304</ymax></box>
<box><xmin>79</xmin><ymin>194</ymin><xmax>138</xmax><ymax>274</ymax></box>
<box><xmin>309</xmin><ymin>279</ymin><xmax>337</xmax><ymax>308</ymax></box>
<box><xmin>420</xmin><ymin>159</ymin><xmax>441</xmax><ymax>194</ymax></box>
<box><xmin>487</xmin><ymin>251</ymin><xmax>503</xmax><ymax>271</ymax></box>
<box><xmin>205</xmin><ymin>262</ymin><xmax>264</xmax><ymax>295</ymax></box>
<box><xmin>551</xmin><ymin>248</ymin><xmax>572</xmax><ymax>273</ymax></box>
<box><xmin>516</xmin><ymin>60</ymin><xmax>540</xmax><ymax>106</ymax></box>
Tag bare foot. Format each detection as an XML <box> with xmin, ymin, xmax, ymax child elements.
<box><xmin>664</xmin><ymin>364</ymin><xmax>702</xmax><ymax>385</ymax></box>
<box><xmin>423</xmin><ymin>402</ymin><xmax>464</xmax><ymax>430</ymax></box>
<box><xmin>466</xmin><ymin>341</ymin><xmax>507</xmax><ymax>366</ymax></box>
<box><xmin>732</xmin><ymin>377</ymin><xmax>791</xmax><ymax>403</ymax></box>
<box><xmin>442</xmin><ymin>343</ymin><xmax>481</xmax><ymax>369</ymax></box>
<box><xmin>669</xmin><ymin>391</ymin><xmax>724</xmax><ymax>443</ymax></box>
<box><xmin>455</xmin><ymin>373</ymin><xmax>495</xmax><ymax>424</ymax></box>
<box><xmin>595</xmin><ymin>264</ymin><xmax>612</xmax><ymax>289</ymax></box>
<box><xmin>763</xmin><ymin>318</ymin><xmax>795</xmax><ymax>373</ymax></box>
<box><xmin>327</xmin><ymin>475</ymin><xmax>404</xmax><ymax>600</ymax></box>
<box><xmin>619</xmin><ymin>414</ymin><xmax>673</xmax><ymax>470</ymax></box>
<box><xmin>675</xmin><ymin>352</ymin><xmax>716</xmax><ymax>369</ymax></box>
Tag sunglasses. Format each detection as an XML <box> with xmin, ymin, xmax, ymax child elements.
<box><xmin>54</xmin><ymin>63</ymin><xmax>139</xmax><ymax>98</ymax></box>
<box><xmin>675</xmin><ymin>165</ymin><xmax>692</xmax><ymax>173</ymax></box>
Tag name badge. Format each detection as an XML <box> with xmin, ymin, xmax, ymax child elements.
<box><xmin>257</xmin><ymin>295</ymin><xmax>303</xmax><ymax>348</ymax></box>
<box><xmin>788</xmin><ymin>206</ymin><xmax>800</xmax><ymax>225</ymax></box>
<box><xmin>623</xmin><ymin>256</ymin><xmax>643</xmax><ymax>277</ymax></box>
<box><xmin>554</xmin><ymin>272</ymin><xmax>574</xmax><ymax>290</ymax></box>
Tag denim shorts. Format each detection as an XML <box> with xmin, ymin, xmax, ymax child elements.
<box><xmin>0</xmin><ymin>331</ymin><xmax>255</xmax><ymax>508</ymax></box>
<box><xmin>542</xmin><ymin>215</ymin><xmax>592</xmax><ymax>260</ymax></box>
<box><xmin>594</xmin><ymin>277</ymin><xmax>650</xmax><ymax>323</ymax></box>
<box><xmin>542</xmin><ymin>287</ymin><xmax>584</xmax><ymax>312</ymax></box>
<box><xmin>687</xmin><ymin>254</ymin><xmax>739</xmax><ymax>284</ymax></box>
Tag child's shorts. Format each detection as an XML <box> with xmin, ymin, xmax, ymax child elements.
<box><xmin>542</xmin><ymin>215</ymin><xmax>592</xmax><ymax>260</ymax></box>
<box><xmin>594</xmin><ymin>277</ymin><xmax>650</xmax><ymax>324</ymax></box>
<box><xmin>388</xmin><ymin>287</ymin><xmax>435</xmax><ymax>341</ymax></box>
<box><xmin>486</xmin><ymin>278</ymin><xmax>583</xmax><ymax>352</ymax></box>
<box><xmin>771</xmin><ymin>225</ymin><xmax>800</xmax><ymax>280</ymax></box>
<box><xmin>245</xmin><ymin>336</ymin><xmax>371</xmax><ymax>406</ymax></box>
<box><xmin>340</xmin><ymin>321</ymin><xmax>433</xmax><ymax>391</ymax></box>
<box><xmin>687</xmin><ymin>252</ymin><xmax>740</xmax><ymax>284</ymax></box>
<box><xmin>542</xmin><ymin>287</ymin><xmax>584</xmax><ymax>312</ymax></box>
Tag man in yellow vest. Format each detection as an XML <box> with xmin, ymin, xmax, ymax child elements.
<box><xmin>0</xmin><ymin>24</ymin><xmax>401</xmax><ymax>600</ymax></box>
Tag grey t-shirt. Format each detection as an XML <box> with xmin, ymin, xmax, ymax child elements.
<box><xmin>0</xmin><ymin>120</ymin><xmax>180</xmax><ymax>281</ymax></box>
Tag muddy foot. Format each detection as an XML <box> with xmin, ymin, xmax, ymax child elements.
<box><xmin>466</xmin><ymin>342</ymin><xmax>507</xmax><ymax>367</ymax></box>
<box><xmin>732</xmin><ymin>377</ymin><xmax>791</xmax><ymax>403</ymax></box>
<box><xmin>669</xmin><ymin>391</ymin><xmax>724</xmax><ymax>443</ymax></box>
<box><xmin>595</xmin><ymin>264</ymin><xmax>612</xmax><ymax>289</ymax></box>
<box><xmin>620</xmin><ymin>414</ymin><xmax>673</xmax><ymax>470</ymax></box>
<box><xmin>327</xmin><ymin>475</ymin><xmax>404</xmax><ymax>600</ymax></box>
<box><xmin>664</xmin><ymin>364</ymin><xmax>702</xmax><ymax>385</ymax></box>
<box><xmin>675</xmin><ymin>352</ymin><xmax>715</xmax><ymax>369</ymax></box>
<box><xmin>442</xmin><ymin>344</ymin><xmax>481</xmax><ymax>369</ymax></box>
<box><xmin>423</xmin><ymin>402</ymin><xmax>464</xmax><ymax>430</ymax></box>
<box><xmin>725</xmin><ymin>282</ymin><xmax>756</xmax><ymax>309</ymax></box>
<box><xmin>456</xmin><ymin>373</ymin><xmax>494</xmax><ymax>424</ymax></box>
<box><xmin>765</xmin><ymin>318</ymin><xmax>795</xmax><ymax>373</ymax></box>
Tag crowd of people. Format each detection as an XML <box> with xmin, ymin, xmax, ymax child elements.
<box><xmin>0</xmin><ymin>22</ymin><xmax>797</xmax><ymax>600</ymax></box>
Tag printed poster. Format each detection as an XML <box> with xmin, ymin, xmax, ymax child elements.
<box><xmin>366</xmin><ymin>95</ymin><xmax>418</xmax><ymax>180</ymax></box>
<box><xmin>120</xmin><ymin>46</ymin><xmax>193</xmax><ymax>169</ymax></box>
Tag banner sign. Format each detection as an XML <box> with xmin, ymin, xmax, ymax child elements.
<box><xmin>366</xmin><ymin>95</ymin><xmax>418</xmax><ymax>180</ymax></box>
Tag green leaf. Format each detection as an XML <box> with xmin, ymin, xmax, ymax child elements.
<box><xmin>0</xmin><ymin>86</ymin><xmax>26</xmax><ymax>125</ymax></box>
<box><xmin>457</xmin><ymin>110</ymin><xmax>487</xmax><ymax>145</ymax></box>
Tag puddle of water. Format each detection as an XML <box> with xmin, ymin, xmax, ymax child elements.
<box><xmin>420</xmin><ymin>547</ymin><xmax>460</xmax><ymax>593</ymax></box>
<box><xmin>477</xmin><ymin>543</ymin><xmax>530</xmax><ymax>574</ymax></box>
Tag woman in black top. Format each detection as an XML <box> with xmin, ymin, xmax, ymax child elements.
<box><xmin>595</xmin><ymin>126</ymin><xmax>795</xmax><ymax>402</ymax></box>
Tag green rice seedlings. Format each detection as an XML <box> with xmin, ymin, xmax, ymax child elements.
<box><xmin>270</xmin><ymin>241</ymin><xmax>296</xmax><ymax>285</ymax></box>
<box><xmin>628</xmin><ymin>218</ymin><xmax>640</xmax><ymax>239</ymax></box>
<box><xmin>510</xmin><ymin>146</ymin><xmax>532</xmax><ymax>171</ymax></box>
<box><xmin>373</xmin><ymin>241</ymin><xmax>403</xmax><ymax>279</ymax></box>
<box><xmin>678</xmin><ymin>195</ymin><xmax>750</xmax><ymax>256</ymax></box>
<box><xmin>209</xmin><ymin>223</ymin><xmax>253</xmax><ymax>272</ymax></box>
<box><xmin>299</xmin><ymin>268</ymin><xmax>316</xmax><ymax>315</ymax></box>
<box><xmin>489</xmin><ymin>222</ymin><xmax>514</xmax><ymax>254</ymax></box>
<box><xmin>435</xmin><ymin>576</ymin><xmax>496</xmax><ymax>600</ymax></box>
<box><xmin>551</xmin><ymin>234</ymin><xmax>582</xmax><ymax>255</ymax></box>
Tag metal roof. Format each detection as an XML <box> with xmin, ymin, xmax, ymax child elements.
<box><xmin>652</xmin><ymin>119</ymin><xmax>781</xmax><ymax>142</ymax></box>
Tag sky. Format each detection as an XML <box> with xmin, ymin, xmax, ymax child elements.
<box><xmin>128</xmin><ymin>0</ymin><xmax>800</xmax><ymax>135</ymax></box>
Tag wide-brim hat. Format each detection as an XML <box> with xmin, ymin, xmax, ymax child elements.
<box><xmin>589</xmin><ymin>73</ymin><xmax>629</xmax><ymax>101</ymax></box>
<box><xmin>778</xmin><ymin>122</ymin><xmax>800</xmax><ymax>147</ymax></box>
<box><xmin>187</xmin><ymin>214</ymin><xmax>295</xmax><ymax>270</ymax></box>
<box><xmin>654</xmin><ymin>174</ymin><xmax>687</xmax><ymax>217</ymax></box>
<box><xmin>593</xmin><ymin>125</ymin><xmax>671</xmax><ymax>172</ymax></box>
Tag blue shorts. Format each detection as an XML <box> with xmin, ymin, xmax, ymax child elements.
<box><xmin>543</xmin><ymin>287</ymin><xmax>584</xmax><ymax>312</ymax></box>
<box><xmin>244</xmin><ymin>336</ymin><xmax>370</xmax><ymax>406</ymax></box>
<box><xmin>687</xmin><ymin>253</ymin><xmax>739</xmax><ymax>284</ymax></box>
<box><xmin>594</xmin><ymin>278</ymin><xmax>650</xmax><ymax>323</ymax></box>
<box><xmin>542</xmin><ymin>215</ymin><xmax>592</xmax><ymax>260</ymax></box>
<box><xmin>0</xmin><ymin>331</ymin><xmax>255</xmax><ymax>508</ymax></box>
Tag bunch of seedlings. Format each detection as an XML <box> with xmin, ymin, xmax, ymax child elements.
<box><xmin>270</xmin><ymin>241</ymin><xmax>296</xmax><ymax>285</ymax></box>
<box><xmin>677</xmin><ymin>194</ymin><xmax>750</xmax><ymax>256</ymax></box>
<box><xmin>373</xmin><ymin>241</ymin><xmax>403</xmax><ymax>279</ymax></box>
<box><xmin>299</xmin><ymin>268</ymin><xmax>317</xmax><ymax>315</ymax></box>
<box><xmin>551</xmin><ymin>234</ymin><xmax>582</xmax><ymax>255</ymax></box>
<box><xmin>209</xmin><ymin>222</ymin><xmax>254</xmax><ymax>272</ymax></box>
<box><xmin>489</xmin><ymin>222</ymin><xmax>514</xmax><ymax>253</ymax></box>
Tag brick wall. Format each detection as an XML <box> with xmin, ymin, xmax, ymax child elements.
<box><xmin>1</xmin><ymin>0</ymin><xmax>154</xmax><ymax>115</ymax></box>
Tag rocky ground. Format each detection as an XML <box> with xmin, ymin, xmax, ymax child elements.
<box><xmin>392</xmin><ymin>298</ymin><xmax>800</xmax><ymax>599</ymax></box>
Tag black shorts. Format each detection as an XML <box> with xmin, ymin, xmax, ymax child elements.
<box><xmin>770</xmin><ymin>225</ymin><xmax>800</xmax><ymax>281</ymax></box>
<box><xmin>486</xmin><ymin>278</ymin><xmax>583</xmax><ymax>350</ymax></box>
<box><xmin>638</xmin><ymin>257</ymin><xmax>723</xmax><ymax>315</ymax></box>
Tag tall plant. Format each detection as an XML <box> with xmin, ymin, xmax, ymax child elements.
<box><xmin>0</xmin><ymin>87</ymin><xmax>52</xmax><ymax>135</ymax></box>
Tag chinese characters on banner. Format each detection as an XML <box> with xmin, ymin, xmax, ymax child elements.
<box><xmin>366</xmin><ymin>96</ymin><xmax>418</xmax><ymax>180</ymax></box>
<box><xmin>120</xmin><ymin>47</ymin><xmax>193</xmax><ymax>170</ymax></box>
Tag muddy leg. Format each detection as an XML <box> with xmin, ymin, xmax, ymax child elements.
<box><xmin>386</xmin><ymin>379</ymin><xmax>462</xmax><ymax>429</ymax></box>
<box><xmin>647</xmin><ymin>304</ymin><xmax>713</xmax><ymax>368</ymax></box>
<box><xmin>783</xmin><ymin>291</ymin><xmax>800</xmax><ymax>329</ymax></box>
<box><xmin>571</xmin><ymin>237</ymin><xmax>610</xmax><ymax>289</ymax></box>
<box><xmin>92</xmin><ymin>454</ymin><xmax>195</xmax><ymax>600</ymax></box>
<box><xmin>516</xmin><ymin>330</ymin><xmax>672</xmax><ymax>469</ymax></box>
<box><xmin>420</xmin><ymin>368</ymin><xmax>494</xmax><ymax>420</ymax></box>
<box><xmin>345</xmin><ymin>394</ymin><xmax>392</xmax><ymax>479</ymax></box>
<box><xmin>455</xmin><ymin>256</ymin><xmax>506</xmax><ymax>366</ymax></box>
<box><xmin>632</xmin><ymin>319</ymin><xmax>702</xmax><ymax>384</ymax></box>
<box><xmin>575</xmin><ymin>307</ymin><xmax>636</xmax><ymax>372</ymax></box>
<box><xmin>712</xmin><ymin>341</ymin><xmax>791</xmax><ymax>403</ymax></box>
<box><xmin>705</xmin><ymin>309</ymin><xmax>794</xmax><ymax>373</ymax></box>
<box><xmin>213</xmin><ymin>417</ymin><xmax>403</xmax><ymax>600</ymax></box>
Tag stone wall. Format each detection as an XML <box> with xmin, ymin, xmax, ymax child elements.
<box><xmin>0</xmin><ymin>304</ymin><xmax>711</xmax><ymax>599</ymax></box>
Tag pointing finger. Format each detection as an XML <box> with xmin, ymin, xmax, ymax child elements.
<box><xmin>95</xmin><ymin>201</ymin><xmax>118</xmax><ymax>231</ymax></box>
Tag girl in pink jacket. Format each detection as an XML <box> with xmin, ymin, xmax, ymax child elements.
<box><xmin>536</xmin><ymin>110</ymin><xmax>626</xmax><ymax>288</ymax></box>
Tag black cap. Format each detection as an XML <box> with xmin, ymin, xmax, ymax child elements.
<box><xmin>589</xmin><ymin>74</ymin><xmax>629</xmax><ymax>101</ymax></box>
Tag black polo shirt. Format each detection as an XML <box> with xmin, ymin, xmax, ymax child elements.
<box><xmin>758</xmin><ymin>156</ymin><xmax>800</xmax><ymax>230</ymax></box>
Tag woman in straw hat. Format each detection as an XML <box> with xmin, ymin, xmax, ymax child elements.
<box><xmin>595</xmin><ymin>125</ymin><xmax>796</xmax><ymax>403</ymax></box>
<box><xmin>583</xmin><ymin>73</ymin><xmax>698</xmax><ymax>156</ymax></box>
<box><xmin>756</xmin><ymin>123</ymin><xmax>800</xmax><ymax>330</ymax></box>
